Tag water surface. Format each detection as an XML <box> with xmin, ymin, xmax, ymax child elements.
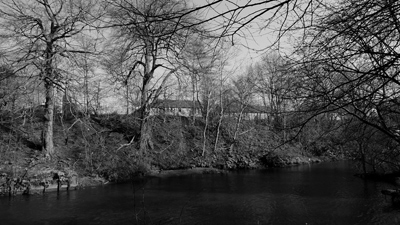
<box><xmin>1</xmin><ymin>161</ymin><xmax>400</xmax><ymax>224</ymax></box>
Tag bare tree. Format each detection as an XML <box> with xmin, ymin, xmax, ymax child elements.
<box><xmin>295</xmin><ymin>0</ymin><xmax>400</xmax><ymax>170</ymax></box>
<box><xmin>251</xmin><ymin>52</ymin><xmax>292</xmax><ymax>139</ymax></box>
<box><xmin>99</xmin><ymin>0</ymin><xmax>318</xmax><ymax>156</ymax></box>
<box><xmin>213</xmin><ymin>51</ymin><xmax>231</xmax><ymax>153</ymax></box>
<box><xmin>102</xmin><ymin>46</ymin><xmax>142</xmax><ymax>115</ymax></box>
<box><xmin>297</xmin><ymin>0</ymin><xmax>400</xmax><ymax>141</ymax></box>
<box><xmin>104</xmin><ymin>0</ymin><xmax>201</xmax><ymax>154</ymax></box>
<box><xmin>73</xmin><ymin>34</ymin><xmax>99</xmax><ymax>117</ymax></box>
<box><xmin>227</xmin><ymin>73</ymin><xmax>256</xmax><ymax>153</ymax></box>
<box><xmin>0</xmin><ymin>0</ymin><xmax>100</xmax><ymax>156</ymax></box>
<box><xmin>182</xmin><ymin>0</ymin><xmax>317</xmax><ymax>48</ymax></box>
<box><xmin>179</xmin><ymin>36</ymin><xmax>218</xmax><ymax>122</ymax></box>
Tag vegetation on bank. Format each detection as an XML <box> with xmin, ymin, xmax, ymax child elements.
<box><xmin>1</xmin><ymin>107</ymin><xmax>343</xmax><ymax>195</ymax></box>
<box><xmin>3</xmin><ymin>103</ymin><xmax>400</xmax><ymax>196</ymax></box>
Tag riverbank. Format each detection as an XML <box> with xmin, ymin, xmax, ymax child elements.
<box><xmin>0</xmin><ymin>153</ymin><xmax>334</xmax><ymax>196</ymax></box>
<box><xmin>0</xmin><ymin>112</ymin><xmax>340</xmax><ymax>196</ymax></box>
<box><xmin>0</xmin><ymin>153</ymin><xmax>328</xmax><ymax>196</ymax></box>
<box><xmin>148</xmin><ymin>167</ymin><xmax>226</xmax><ymax>178</ymax></box>
<box><xmin>0</xmin><ymin>165</ymin><xmax>110</xmax><ymax>196</ymax></box>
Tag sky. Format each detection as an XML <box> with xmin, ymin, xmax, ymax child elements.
<box><xmin>190</xmin><ymin>0</ymin><xmax>298</xmax><ymax>69</ymax></box>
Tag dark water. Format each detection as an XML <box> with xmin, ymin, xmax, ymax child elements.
<box><xmin>1</xmin><ymin>161</ymin><xmax>400</xmax><ymax>225</ymax></box>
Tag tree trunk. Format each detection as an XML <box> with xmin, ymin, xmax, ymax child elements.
<box><xmin>214</xmin><ymin>73</ymin><xmax>224</xmax><ymax>152</ymax></box>
<box><xmin>42</xmin><ymin>78</ymin><xmax>55</xmax><ymax>156</ymax></box>
<box><xmin>229</xmin><ymin>106</ymin><xmax>245</xmax><ymax>154</ymax></box>
<box><xmin>139</xmin><ymin>113</ymin><xmax>152</xmax><ymax>154</ymax></box>
<box><xmin>213</xmin><ymin>107</ymin><xmax>223</xmax><ymax>153</ymax></box>
<box><xmin>42</xmin><ymin>41</ymin><xmax>55</xmax><ymax>157</ymax></box>
<box><xmin>139</xmin><ymin>77</ymin><xmax>152</xmax><ymax>154</ymax></box>
<box><xmin>360</xmin><ymin>142</ymin><xmax>367</xmax><ymax>175</ymax></box>
<box><xmin>83</xmin><ymin>53</ymin><xmax>90</xmax><ymax>117</ymax></box>
<box><xmin>191</xmin><ymin>74</ymin><xmax>197</xmax><ymax>124</ymax></box>
<box><xmin>94</xmin><ymin>81</ymin><xmax>101</xmax><ymax>113</ymax></box>
<box><xmin>139</xmin><ymin>42</ymin><xmax>153</xmax><ymax>154</ymax></box>
<box><xmin>126</xmin><ymin>84</ymin><xmax>129</xmax><ymax>115</ymax></box>
<box><xmin>202</xmin><ymin>91</ymin><xmax>211</xmax><ymax>156</ymax></box>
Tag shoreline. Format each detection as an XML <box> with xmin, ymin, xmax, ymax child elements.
<box><xmin>148</xmin><ymin>167</ymin><xmax>226</xmax><ymax>178</ymax></box>
<box><xmin>0</xmin><ymin>156</ymin><xmax>333</xmax><ymax>196</ymax></box>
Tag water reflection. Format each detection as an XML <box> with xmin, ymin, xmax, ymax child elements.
<box><xmin>2</xmin><ymin>161</ymin><xmax>400</xmax><ymax>224</ymax></box>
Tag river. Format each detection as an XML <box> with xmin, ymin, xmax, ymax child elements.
<box><xmin>1</xmin><ymin>161</ymin><xmax>400</xmax><ymax>225</ymax></box>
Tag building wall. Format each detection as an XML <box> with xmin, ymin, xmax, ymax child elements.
<box><xmin>226</xmin><ymin>112</ymin><xmax>269</xmax><ymax>120</ymax></box>
<box><xmin>150</xmin><ymin>107</ymin><xmax>201</xmax><ymax>117</ymax></box>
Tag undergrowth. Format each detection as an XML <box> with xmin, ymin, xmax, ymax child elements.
<box><xmin>0</xmin><ymin>111</ymin><xmax>324</xmax><ymax>182</ymax></box>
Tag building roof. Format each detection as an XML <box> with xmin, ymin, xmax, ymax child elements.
<box><xmin>152</xmin><ymin>99</ymin><xmax>200</xmax><ymax>109</ymax></box>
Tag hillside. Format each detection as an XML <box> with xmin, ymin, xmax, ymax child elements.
<box><xmin>0</xmin><ymin>109</ymin><xmax>323</xmax><ymax>195</ymax></box>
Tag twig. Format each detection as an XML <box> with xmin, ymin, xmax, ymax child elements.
<box><xmin>116</xmin><ymin>136</ymin><xmax>135</xmax><ymax>151</ymax></box>
<box><xmin>239</xmin><ymin>128</ymin><xmax>255</xmax><ymax>136</ymax></box>
<box><xmin>155</xmin><ymin>141</ymin><xmax>174</xmax><ymax>154</ymax></box>
<box><xmin>66</xmin><ymin>119</ymin><xmax>82</xmax><ymax>132</ymax></box>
